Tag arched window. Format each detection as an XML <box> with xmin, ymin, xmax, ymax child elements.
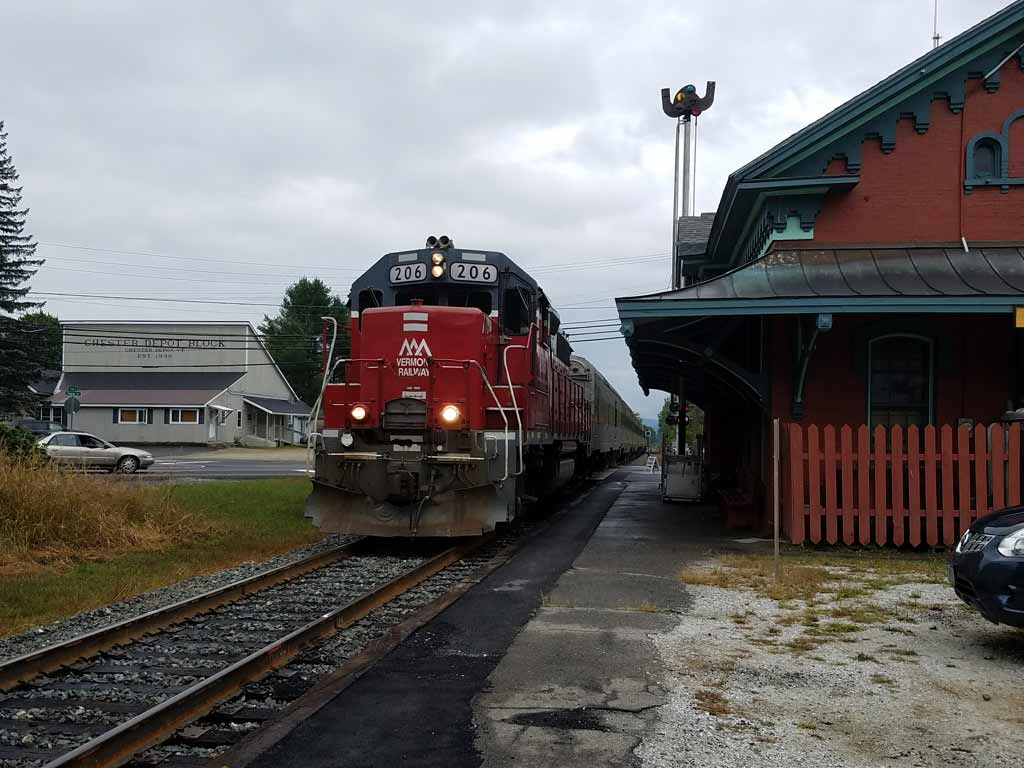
<box><xmin>868</xmin><ymin>335</ymin><xmax>933</xmax><ymax>429</ymax></box>
<box><xmin>973</xmin><ymin>138</ymin><xmax>1000</xmax><ymax>179</ymax></box>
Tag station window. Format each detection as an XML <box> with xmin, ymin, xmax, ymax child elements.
<box><xmin>973</xmin><ymin>138</ymin><xmax>1000</xmax><ymax>179</ymax></box>
<box><xmin>868</xmin><ymin>335</ymin><xmax>933</xmax><ymax>429</ymax></box>
<box><xmin>169</xmin><ymin>408</ymin><xmax>200</xmax><ymax>424</ymax></box>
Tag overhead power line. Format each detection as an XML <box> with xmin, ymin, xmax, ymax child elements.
<box><xmin>36</xmin><ymin>240</ymin><xmax>670</xmax><ymax>279</ymax></box>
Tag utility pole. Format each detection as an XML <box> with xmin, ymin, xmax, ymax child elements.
<box><xmin>661</xmin><ymin>82</ymin><xmax>715</xmax><ymax>290</ymax></box>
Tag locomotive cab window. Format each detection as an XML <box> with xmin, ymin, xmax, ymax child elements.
<box><xmin>393</xmin><ymin>287</ymin><xmax>493</xmax><ymax>314</ymax></box>
<box><xmin>395</xmin><ymin>289</ymin><xmax>438</xmax><ymax>306</ymax></box>
<box><xmin>502</xmin><ymin>283</ymin><xmax>532</xmax><ymax>335</ymax></box>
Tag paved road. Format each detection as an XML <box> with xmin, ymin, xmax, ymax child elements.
<box><xmin>145</xmin><ymin>457</ymin><xmax>311</xmax><ymax>479</ymax></box>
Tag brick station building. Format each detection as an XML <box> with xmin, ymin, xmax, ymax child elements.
<box><xmin>617</xmin><ymin>2</ymin><xmax>1024</xmax><ymax>546</ymax></box>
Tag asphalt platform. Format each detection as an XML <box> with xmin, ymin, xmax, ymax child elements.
<box><xmin>248</xmin><ymin>465</ymin><xmax>722</xmax><ymax>768</ymax></box>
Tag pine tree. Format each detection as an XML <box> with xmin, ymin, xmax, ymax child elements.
<box><xmin>259</xmin><ymin>278</ymin><xmax>349</xmax><ymax>405</ymax></box>
<box><xmin>0</xmin><ymin>121</ymin><xmax>44</xmax><ymax>412</ymax></box>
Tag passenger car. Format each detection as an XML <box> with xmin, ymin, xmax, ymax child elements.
<box><xmin>949</xmin><ymin>507</ymin><xmax>1024</xmax><ymax>628</ymax></box>
<box><xmin>38</xmin><ymin>431</ymin><xmax>155</xmax><ymax>474</ymax></box>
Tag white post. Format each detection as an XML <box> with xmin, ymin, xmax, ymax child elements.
<box><xmin>773</xmin><ymin>417</ymin><xmax>781</xmax><ymax>579</ymax></box>
<box><xmin>670</xmin><ymin>118</ymin><xmax>681</xmax><ymax>289</ymax></box>
<box><xmin>681</xmin><ymin>117</ymin><xmax>693</xmax><ymax>217</ymax></box>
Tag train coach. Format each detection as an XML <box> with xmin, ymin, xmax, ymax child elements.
<box><xmin>570</xmin><ymin>356</ymin><xmax>647</xmax><ymax>468</ymax></box>
<box><xmin>306</xmin><ymin>236</ymin><xmax>644</xmax><ymax>537</ymax></box>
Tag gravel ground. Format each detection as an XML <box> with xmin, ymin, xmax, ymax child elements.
<box><xmin>638</xmin><ymin>558</ymin><xmax>1024</xmax><ymax>768</ymax></box>
<box><xmin>0</xmin><ymin>535</ymin><xmax>351</xmax><ymax>663</ymax></box>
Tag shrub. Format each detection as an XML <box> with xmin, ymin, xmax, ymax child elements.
<box><xmin>0</xmin><ymin>424</ymin><xmax>44</xmax><ymax>462</ymax></box>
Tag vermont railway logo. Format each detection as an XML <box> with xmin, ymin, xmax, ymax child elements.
<box><xmin>398</xmin><ymin>338</ymin><xmax>432</xmax><ymax>357</ymax></box>
<box><xmin>396</xmin><ymin>337</ymin><xmax>431</xmax><ymax>377</ymax></box>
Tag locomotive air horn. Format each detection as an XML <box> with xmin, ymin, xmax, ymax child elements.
<box><xmin>438</xmin><ymin>235</ymin><xmax>453</xmax><ymax>249</ymax></box>
<box><xmin>425</xmin><ymin>235</ymin><xmax>439</xmax><ymax>248</ymax></box>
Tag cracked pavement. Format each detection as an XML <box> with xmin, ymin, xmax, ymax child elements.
<box><xmin>474</xmin><ymin>472</ymin><xmax>709</xmax><ymax>767</ymax></box>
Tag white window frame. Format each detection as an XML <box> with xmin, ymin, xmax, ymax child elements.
<box><xmin>169</xmin><ymin>408</ymin><xmax>200</xmax><ymax>425</ymax></box>
<box><xmin>118</xmin><ymin>408</ymin><xmax>145</xmax><ymax>424</ymax></box>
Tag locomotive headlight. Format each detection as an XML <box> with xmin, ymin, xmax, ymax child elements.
<box><xmin>440</xmin><ymin>404</ymin><xmax>461</xmax><ymax>424</ymax></box>
<box><xmin>431</xmin><ymin>252</ymin><xmax>445</xmax><ymax>278</ymax></box>
<box><xmin>350</xmin><ymin>405</ymin><xmax>367</xmax><ymax>421</ymax></box>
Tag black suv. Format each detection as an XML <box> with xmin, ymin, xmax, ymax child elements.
<box><xmin>949</xmin><ymin>507</ymin><xmax>1024</xmax><ymax>628</ymax></box>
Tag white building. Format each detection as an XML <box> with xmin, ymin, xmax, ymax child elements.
<box><xmin>49</xmin><ymin>322</ymin><xmax>310</xmax><ymax>446</ymax></box>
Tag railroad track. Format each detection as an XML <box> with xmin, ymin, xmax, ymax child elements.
<box><xmin>0</xmin><ymin>535</ymin><xmax>497</xmax><ymax>768</ymax></box>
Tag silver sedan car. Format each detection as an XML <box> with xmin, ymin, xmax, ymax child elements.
<box><xmin>38</xmin><ymin>431</ymin><xmax>155</xmax><ymax>474</ymax></box>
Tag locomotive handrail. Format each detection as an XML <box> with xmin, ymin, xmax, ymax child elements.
<box><xmin>500</xmin><ymin>322</ymin><xmax>535</xmax><ymax>476</ymax></box>
<box><xmin>428</xmin><ymin>357</ymin><xmax>513</xmax><ymax>482</ymax></box>
<box><xmin>307</xmin><ymin>316</ymin><xmax>341</xmax><ymax>473</ymax></box>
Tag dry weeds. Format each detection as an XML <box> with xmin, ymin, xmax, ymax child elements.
<box><xmin>0</xmin><ymin>455</ymin><xmax>204</xmax><ymax>574</ymax></box>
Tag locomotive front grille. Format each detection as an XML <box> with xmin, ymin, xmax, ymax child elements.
<box><xmin>382</xmin><ymin>397</ymin><xmax>428</xmax><ymax>431</ymax></box>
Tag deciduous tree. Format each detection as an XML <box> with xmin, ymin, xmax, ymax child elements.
<box><xmin>259</xmin><ymin>278</ymin><xmax>349</xmax><ymax>405</ymax></box>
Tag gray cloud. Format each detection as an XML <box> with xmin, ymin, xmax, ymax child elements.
<box><xmin>2</xmin><ymin>0</ymin><xmax>1009</xmax><ymax>418</ymax></box>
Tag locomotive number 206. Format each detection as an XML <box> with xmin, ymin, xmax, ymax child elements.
<box><xmin>389</xmin><ymin>263</ymin><xmax>427</xmax><ymax>283</ymax></box>
<box><xmin>451</xmin><ymin>262</ymin><xmax>497</xmax><ymax>283</ymax></box>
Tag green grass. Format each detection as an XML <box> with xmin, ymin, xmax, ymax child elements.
<box><xmin>0</xmin><ymin>480</ymin><xmax>320</xmax><ymax>638</ymax></box>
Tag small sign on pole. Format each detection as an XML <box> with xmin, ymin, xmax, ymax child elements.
<box><xmin>64</xmin><ymin>396</ymin><xmax>81</xmax><ymax>430</ymax></box>
<box><xmin>65</xmin><ymin>385</ymin><xmax>81</xmax><ymax>398</ymax></box>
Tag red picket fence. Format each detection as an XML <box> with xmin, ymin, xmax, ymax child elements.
<box><xmin>783</xmin><ymin>423</ymin><xmax>1021</xmax><ymax>546</ymax></box>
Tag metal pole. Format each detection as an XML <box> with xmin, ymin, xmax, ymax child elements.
<box><xmin>773</xmin><ymin>417</ymin><xmax>781</xmax><ymax>579</ymax></box>
<box><xmin>670</xmin><ymin>117</ymin><xmax>681</xmax><ymax>290</ymax></box>
<box><xmin>681</xmin><ymin>116</ymin><xmax>693</xmax><ymax>217</ymax></box>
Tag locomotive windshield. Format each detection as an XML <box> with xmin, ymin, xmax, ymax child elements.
<box><xmin>393</xmin><ymin>286</ymin><xmax>493</xmax><ymax>314</ymax></box>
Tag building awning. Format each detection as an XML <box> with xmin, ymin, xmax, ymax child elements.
<box><xmin>52</xmin><ymin>371</ymin><xmax>245</xmax><ymax>406</ymax></box>
<box><xmin>618</xmin><ymin>245</ymin><xmax>1024</xmax><ymax>320</ymax></box>
<box><xmin>243</xmin><ymin>396</ymin><xmax>310</xmax><ymax>417</ymax></box>
<box><xmin>616</xmin><ymin>244</ymin><xmax>1024</xmax><ymax>402</ymax></box>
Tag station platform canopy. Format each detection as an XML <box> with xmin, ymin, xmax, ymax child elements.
<box><xmin>615</xmin><ymin>243</ymin><xmax>1024</xmax><ymax>404</ymax></box>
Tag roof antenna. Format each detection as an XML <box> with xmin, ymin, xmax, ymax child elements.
<box><xmin>932</xmin><ymin>0</ymin><xmax>941</xmax><ymax>49</ymax></box>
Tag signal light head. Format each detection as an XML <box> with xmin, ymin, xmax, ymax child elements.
<box><xmin>440</xmin><ymin>404</ymin><xmax>461</xmax><ymax>424</ymax></box>
<box><xmin>350</xmin><ymin>405</ymin><xmax>367</xmax><ymax>421</ymax></box>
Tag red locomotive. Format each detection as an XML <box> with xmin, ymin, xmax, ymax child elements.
<box><xmin>306</xmin><ymin>236</ymin><xmax>645</xmax><ymax>536</ymax></box>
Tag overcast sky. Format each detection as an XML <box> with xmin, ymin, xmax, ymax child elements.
<box><xmin>2</xmin><ymin>0</ymin><xmax>1011</xmax><ymax>418</ymax></box>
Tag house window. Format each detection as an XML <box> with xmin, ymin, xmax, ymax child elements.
<box><xmin>169</xmin><ymin>408</ymin><xmax>200</xmax><ymax>424</ymax></box>
<box><xmin>868</xmin><ymin>335</ymin><xmax>933</xmax><ymax>429</ymax></box>
<box><xmin>237</xmin><ymin>410</ymin><xmax>242</xmax><ymax>428</ymax></box>
<box><xmin>118</xmin><ymin>408</ymin><xmax>145</xmax><ymax>424</ymax></box>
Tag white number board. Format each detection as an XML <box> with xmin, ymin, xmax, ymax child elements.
<box><xmin>451</xmin><ymin>261</ymin><xmax>497</xmax><ymax>284</ymax></box>
<box><xmin>389</xmin><ymin>263</ymin><xmax>427</xmax><ymax>284</ymax></box>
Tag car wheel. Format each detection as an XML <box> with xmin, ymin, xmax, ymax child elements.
<box><xmin>117</xmin><ymin>456</ymin><xmax>140</xmax><ymax>474</ymax></box>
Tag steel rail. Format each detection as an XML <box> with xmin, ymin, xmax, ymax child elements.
<box><xmin>42</xmin><ymin>536</ymin><xmax>489</xmax><ymax>768</ymax></box>
<box><xmin>0</xmin><ymin>541</ymin><xmax>363</xmax><ymax>691</ymax></box>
